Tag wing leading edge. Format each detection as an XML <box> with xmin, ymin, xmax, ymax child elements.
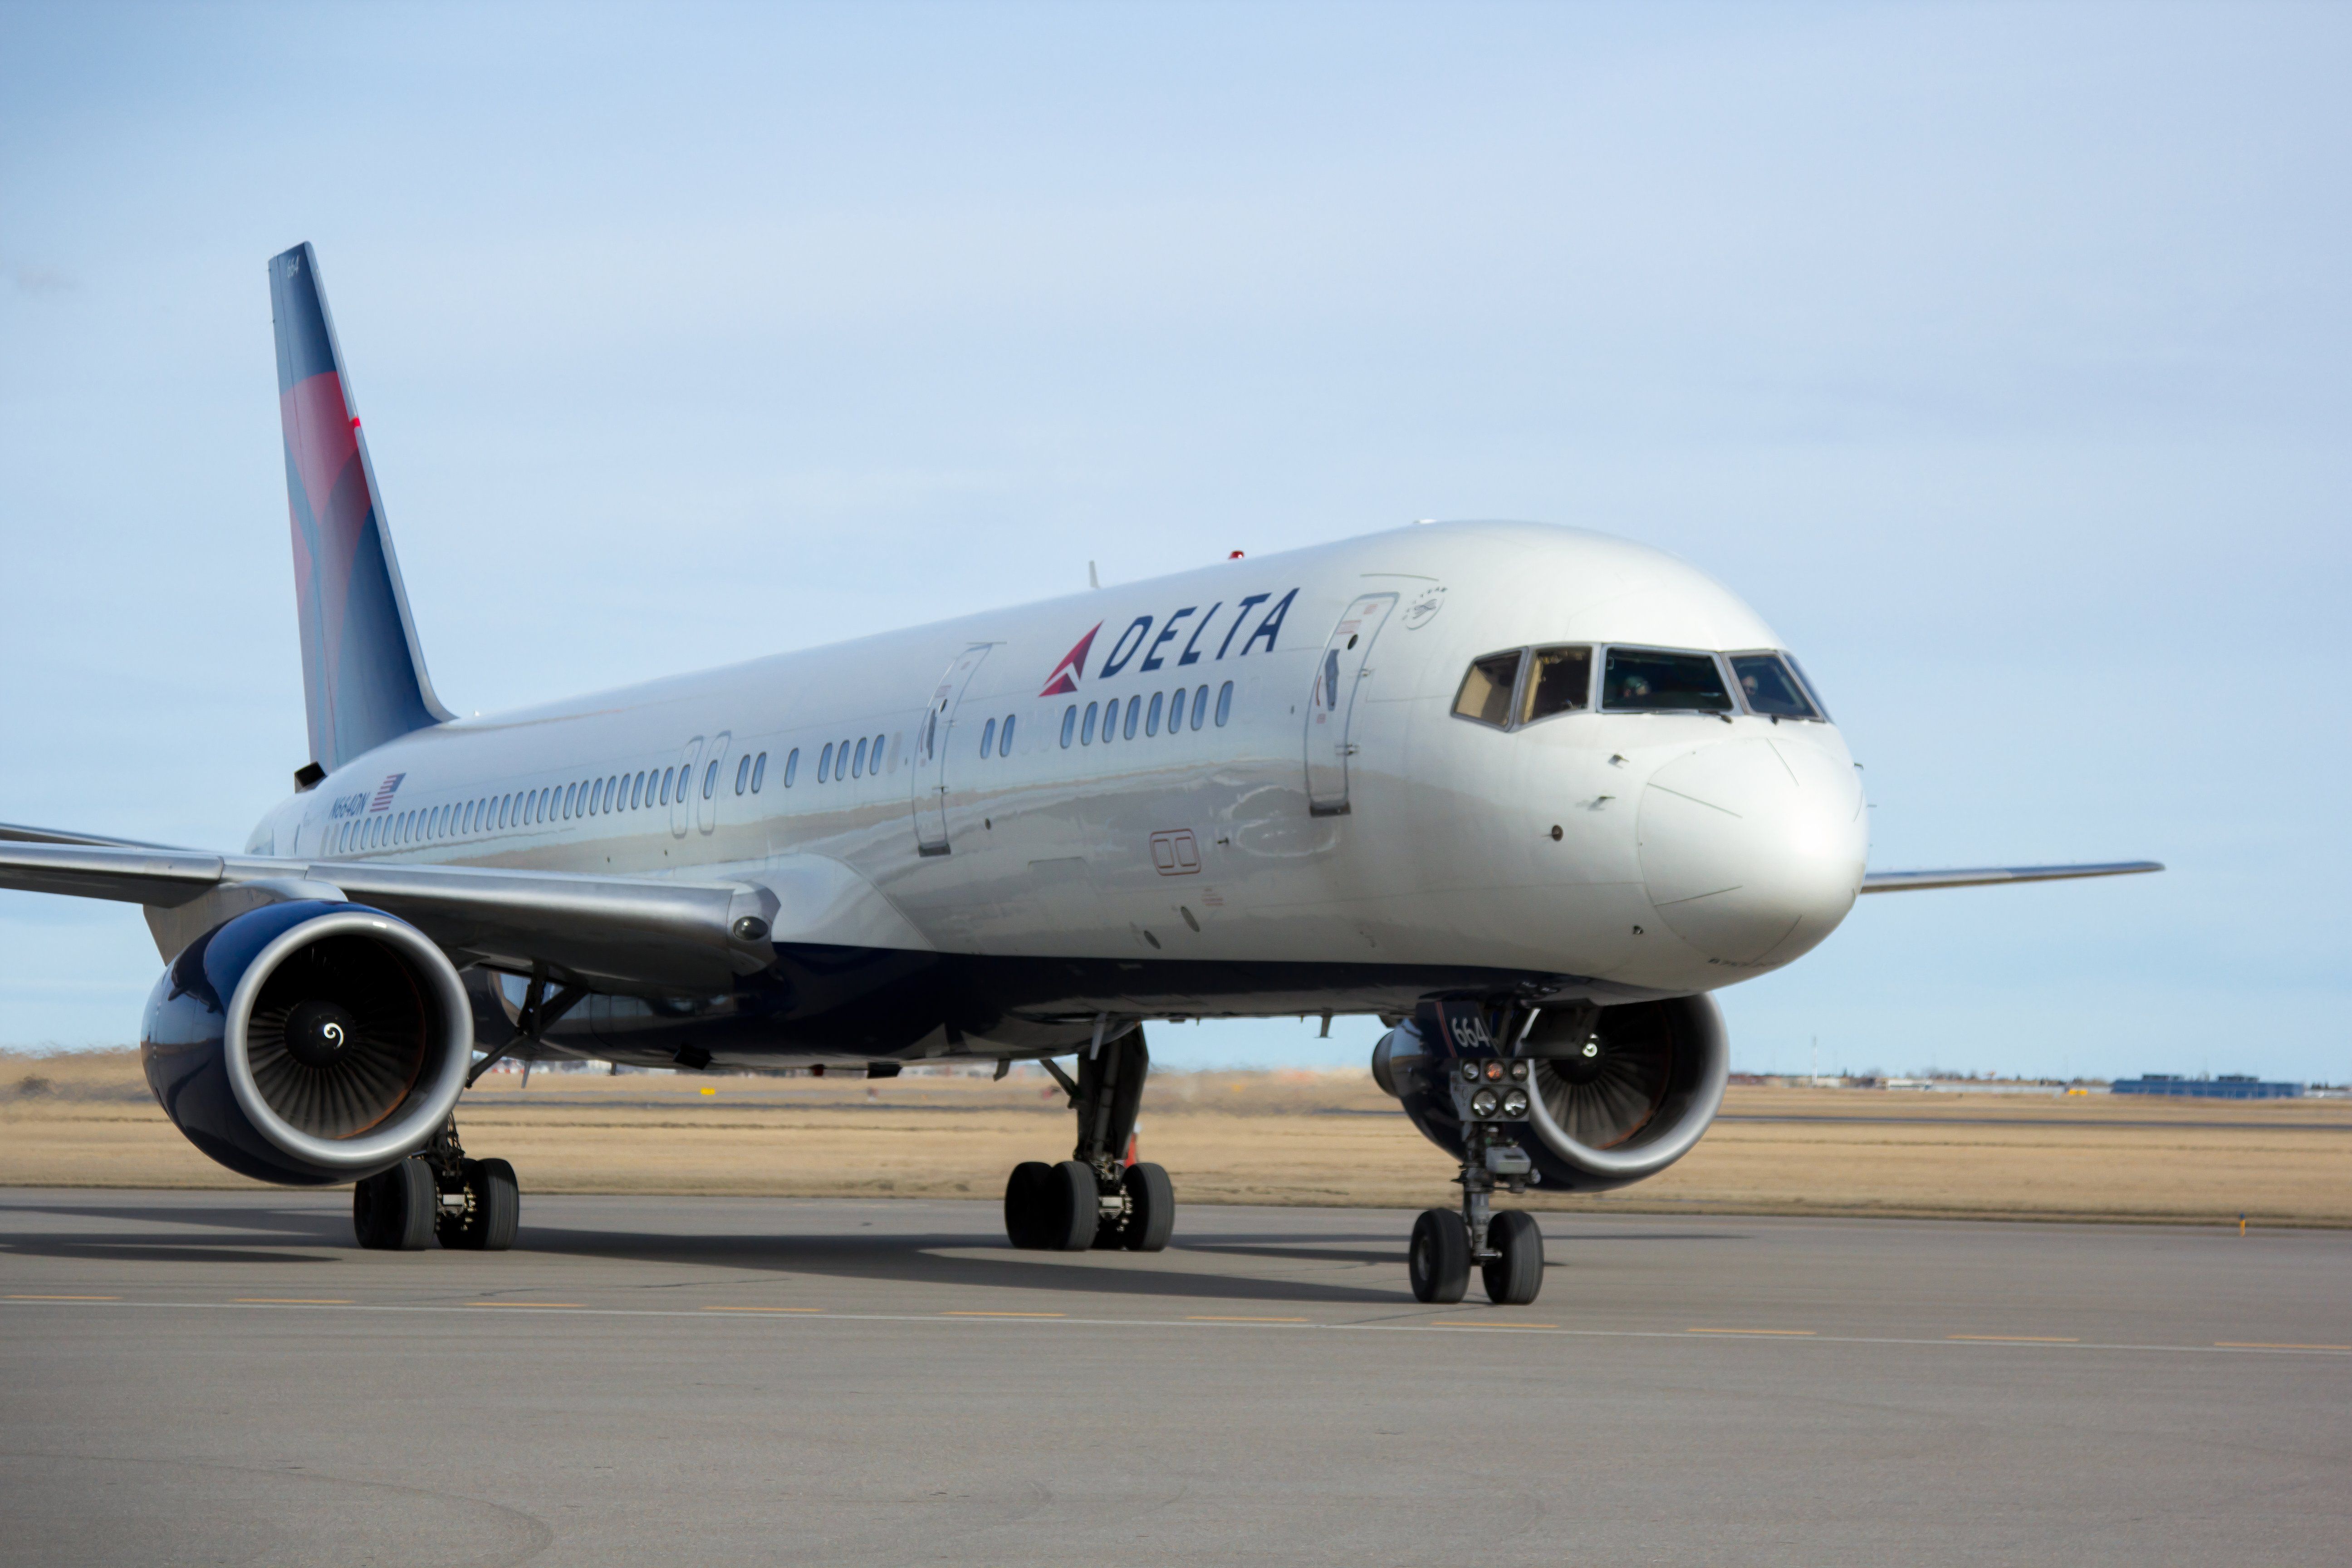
<box><xmin>1860</xmin><ymin>861</ymin><xmax>2164</xmax><ymax>893</ymax></box>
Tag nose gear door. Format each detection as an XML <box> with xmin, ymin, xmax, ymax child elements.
<box><xmin>914</xmin><ymin>643</ymin><xmax>993</xmax><ymax>856</ymax></box>
<box><xmin>1305</xmin><ymin>593</ymin><xmax>1397</xmax><ymax>816</ymax></box>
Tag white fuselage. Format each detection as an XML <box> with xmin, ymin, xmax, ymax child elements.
<box><xmin>256</xmin><ymin>521</ymin><xmax>1868</xmax><ymax>1047</ymax></box>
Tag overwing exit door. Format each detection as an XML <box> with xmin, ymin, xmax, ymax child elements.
<box><xmin>914</xmin><ymin>643</ymin><xmax>993</xmax><ymax>855</ymax></box>
<box><xmin>1305</xmin><ymin>593</ymin><xmax>1396</xmax><ymax>816</ymax></box>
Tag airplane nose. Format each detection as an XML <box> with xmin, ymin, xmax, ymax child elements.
<box><xmin>1637</xmin><ymin>737</ymin><xmax>1866</xmax><ymax>968</ymax></box>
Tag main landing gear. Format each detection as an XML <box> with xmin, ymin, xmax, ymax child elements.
<box><xmin>1003</xmin><ymin>1026</ymin><xmax>1175</xmax><ymax>1253</ymax></box>
<box><xmin>1409</xmin><ymin>1056</ymin><xmax>1546</xmax><ymax>1306</ymax></box>
<box><xmin>353</xmin><ymin>1118</ymin><xmax>519</xmax><ymax>1252</ymax></box>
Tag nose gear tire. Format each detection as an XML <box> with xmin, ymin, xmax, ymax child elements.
<box><xmin>1409</xmin><ymin>1208</ymin><xmax>1471</xmax><ymax>1304</ymax></box>
<box><xmin>1482</xmin><ymin>1209</ymin><xmax>1544</xmax><ymax>1304</ymax></box>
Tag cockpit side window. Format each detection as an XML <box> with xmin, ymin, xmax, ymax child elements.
<box><xmin>1451</xmin><ymin>650</ymin><xmax>1524</xmax><ymax>728</ymax></box>
<box><xmin>1602</xmin><ymin>648</ymin><xmax>1734</xmax><ymax>713</ymax></box>
<box><xmin>1519</xmin><ymin>646</ymin><xmax>1592</xmax><ymax>724</ymax></box>
<box><xmin>1730</xmin><ymin>652</ymin><xmax>1822</xmax><ymax>719</ymax></box>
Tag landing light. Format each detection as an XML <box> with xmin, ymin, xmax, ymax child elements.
<box><xmin>1501</xmin><ymin>1088</ymin><xmax>1530</xmax><ymax>1117</ymax></box>
<box><xmin>1470</xmin><ymin>1088</ymin><xmax>1499</xmax><ymax>1117</ymax></box>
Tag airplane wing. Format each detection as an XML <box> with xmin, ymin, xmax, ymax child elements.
<box><xmin>1860</xmin><ymin>861</ymin><xmax>2164</xmax><ymax>893</ymax></box>
<box><xmin>0</xmin><ymin>819</ymin><xmax>191</xmax><ymax>851</ymax></box>
<box><xmin>0</xmin><ymin>838</ymin><xmax>792</xmax><ymax>993</ymax></box>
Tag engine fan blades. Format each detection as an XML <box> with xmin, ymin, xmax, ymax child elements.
<box><xmin>1534</xmin><ymin>1034</ymin><xmax>1673</xmax><ymax>1150</ymax></box>
<box><xmin>244</xmin><ymin>936</ymin><xmax>431</xmax><ymax>1139</ymax></box>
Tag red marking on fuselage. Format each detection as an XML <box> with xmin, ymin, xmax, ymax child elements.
<box><xmin>1040</xmin><ymin>622</ymin><xmax>1102</xmax><ymax>696</ymax></box>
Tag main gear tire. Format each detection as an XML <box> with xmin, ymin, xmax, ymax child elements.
<box><xmin>353</xmin><ymin>1156</ymin><xmax>435</xmax><ymax>1251</ymax></box>
<box><xmin>1119</xmin><ymin>1161</ymin><xmax>1176</xmax><ymax>1252</ymax></box>
<box><xmin>439</xmin><ymin>1157</ymin><xmax>520</xmax><ymax>1251</ymax></box>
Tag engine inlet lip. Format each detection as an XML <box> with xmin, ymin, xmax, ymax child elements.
<box><xmin>1520</xmin><ymin>998</ymin><xmax>1730</xmax><ymax>1179</ymax></box>
<box><xmin>222</xmin><ymin>906</ymin><xmax>471</xmax><ymax>1171</ymax></box>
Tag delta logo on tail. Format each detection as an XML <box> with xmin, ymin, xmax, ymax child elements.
<box><xmin>1040</xmin><ymin>623</ymin><xmax>1101</xmax><ymax>696</ymax></box>
<box><xmin>1040</xmin><ymin>589</ymin><xmax>1303</xmax><ymax>696</ymax></box>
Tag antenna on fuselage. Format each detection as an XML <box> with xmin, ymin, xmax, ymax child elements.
<box><xmin>1088</xmin><ymin>560</ymin><xmax>1100</xmax><ymax>589</ymax></box>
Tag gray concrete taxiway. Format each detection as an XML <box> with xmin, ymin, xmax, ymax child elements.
<box><xmin>2</xmin><ymin>1190</ymin><xmax>2346</xmax><ymax>1566</ymax></box>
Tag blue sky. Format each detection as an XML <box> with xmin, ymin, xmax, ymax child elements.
<box><xmin>2</xmin><ymin>3</ymin><xmax>2346</xmax><ymax>1079</ymax></box>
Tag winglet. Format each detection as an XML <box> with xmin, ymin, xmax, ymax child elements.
<box><xmin>270</xmin><ymin>243</ymin><xmax>452</xmax><ymax>775</ymax></box>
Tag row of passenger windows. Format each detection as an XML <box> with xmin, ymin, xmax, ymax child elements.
<box><xmin>330</xmin><ymin>757</ymin><xmax>731</xmax><ymax>855</ymax></box>
<box><xmin>1054</xmin><ymin>681</ymin><xmax>1234</xmax><ymax>750</ymax></box>
<box><xmin>1453</xmin><ymin>646</ymin><xmax>1825</xmax><ymax>730</ymax></box>
<box><xmin>332</xmin><ymin>682</ymin><xmax>1244</xmax><ymax>856</ymax></box>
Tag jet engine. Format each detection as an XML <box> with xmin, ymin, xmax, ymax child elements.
<box><xmin>1373</xmin><ymin>996</ymin><xmax>1729</xmax><ymax>1193</ymax></box>
<box><xmin>140</xmin><ymin>899</ymin><xmax>474</xmax><ymax>1186</ymax></box>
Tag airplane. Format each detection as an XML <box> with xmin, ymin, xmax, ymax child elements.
<box><xmin>0</xmin><ymin>244</ymin><xmax>2160</xmax><ymax>1307</ymax></box>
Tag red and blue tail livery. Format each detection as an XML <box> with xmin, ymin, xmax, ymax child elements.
<box><xmin>269</xmin><ymin>243</ymin><xmax>450</xmax><ymax>774</ymax></box>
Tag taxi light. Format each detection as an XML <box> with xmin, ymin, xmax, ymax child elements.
<box><xmin>1484</xmin><ymin>1061</ymin><xmax>1504</xmax><ymax>1082</ymax></box>
<box><xmin>1470</xmin><ymin>1088</ymin><xmax>1499</xmax><ymax>1117</ymax></box>
<box><xmin>1501</xmin><ymin>1087</ymin><xmax>1530</xmax><ymax>1116</ymax></box>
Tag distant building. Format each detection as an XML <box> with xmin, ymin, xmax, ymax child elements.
<box><xmin>2112</xmin><ymin>1073</ymin><xmax>2302</xmax><ymax>1100</ymax></box>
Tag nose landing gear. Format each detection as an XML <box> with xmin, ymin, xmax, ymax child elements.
<box><xmin>1001</xmin><ymin>1026</ymin><xmax>1175</xmax><ymax>1253</ymax></box>
<box><xmin>1409</xmin><ymin>1057</ymin><xmax>1546</xmax><ymax>1305</ymax></box>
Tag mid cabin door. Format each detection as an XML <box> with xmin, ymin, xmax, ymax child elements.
<box><xmin>1304</xmin><ymin>592</ymin><xmax>1397</xmax><ymax>816</ymax></box>
<box><xmin>914</xmin><ymin>644</ymin><xmax>993</xmax><ymax>856</ymax></box>
<box><xmin>696</xmin><ymin>731</ymin><xmax>732</xmax><ymax>836</ymax></box>
<box><xmin>670</xmin><ymin>736</ymin><xmax>704</xmax><ymax>839</ymax></box>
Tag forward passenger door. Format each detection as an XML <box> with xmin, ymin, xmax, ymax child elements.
<box><xmin>1305</xmin><ymin>593</ymin><xmax>1397</xmax><ymax>816</ymax></box>
<box><xmin>914</xmin><ymin>644</ymin><xmax>992</xmax><ymax>856</ymax></box>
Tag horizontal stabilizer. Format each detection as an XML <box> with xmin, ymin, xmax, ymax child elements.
<box><xmin>1860</xmin><ymin>861</ymin><xmax>2164</xmax><ymax>893</ymax></box>
<box><xmin>0</xmin><ymin>821</ymin><xmax>188</xmax><ymax>852</ymax></box>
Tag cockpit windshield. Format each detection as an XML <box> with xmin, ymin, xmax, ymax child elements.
<box><xmin>1601</xmin><ymin>648</ymin><xmax>1734</xmax><ymax>713</ymax></box>
<box><xmin>1730</xmin><ymin>652</ymin><xmax>1824</xmax><ymax>720</ymax></box>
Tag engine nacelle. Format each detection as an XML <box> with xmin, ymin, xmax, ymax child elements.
<box><xmin>1374</xmin><ymin>996</ymin><xmax>1729</xmax><ymax>1193</ymax></box>
<box><xmin>140</xmin><ymin>900</ymin><xmax>474</xmax><ymax>1186</ymax></box>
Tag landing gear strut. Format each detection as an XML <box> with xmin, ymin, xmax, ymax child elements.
<box><xmin>352</xmin><ymin>1117</ymin><xmax>520</xmax><ymax>1252</ymax></box>
<box><xmin>1409</xmin><ymin>1055</ymin><xmax>1545</xmax><ymax>1305</ymax></box>
<box><xmin>1003</xmin><ymin>1025</ymin><xmax>1175</xmax><ymax>1253</ymax></box>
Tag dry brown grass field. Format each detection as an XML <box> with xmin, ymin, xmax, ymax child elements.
<box><xmin>5</xmin><ymin>1050</ymin><xmax>2346</xmax><ymax>1226</ymax></box>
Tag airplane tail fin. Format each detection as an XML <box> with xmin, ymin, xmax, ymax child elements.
<box><xmin>268</xmin><ymin>242</ymin><xmax>451</xmax><ymax>776</ymax></box>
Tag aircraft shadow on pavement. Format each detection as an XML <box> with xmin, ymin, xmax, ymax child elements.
<box><xmin>0</xmin><ymin>1200</ymin><xmax>1746</xmax><ymax>1308</ymax></box>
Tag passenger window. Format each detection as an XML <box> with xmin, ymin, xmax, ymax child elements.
<box><xmin>1082</xmin><ymin>701</ymin><xmax>1099</xmax><ymax>744</ymax></box>
<box><xmin>1730</xmin><ymin>653</ymin><xmax>1822</xmax><ymax>719</ymax></box>
<box><xmin>1100</xmin><ymin>700</ymin><xmax>1117</xmax><ymax>745</ymax></box>
<box><xmin>1215</xmin><ymin>681</ymin><xmax>1233</xmax><ymax>725</ymax></box>
<box><xmin>852</xmin><ymin>737</ymin><xmax>868</xmax><ymax>778</ymax></box>
<box><xmin>751</xmin><ymin>752</ymin><xmax>767</xmax><ymax>792</ymax></box>
<box><xmin>980</xmin><ymin>718</ymin><xmax>997</xmax><ymax>758</ymax></box>
<box><xmin>818</xmin><ymin>743</ymin><xmax>833</xmax><ymax>783</ymax></box>
<box><xmin>561</xmin><ymin>784</ymin><xmax>574</xmax><ymax>819</ymax></box>
<box><xmin>1145</xmin><ymin>692</ymin><xmax>1163</xmax><ymax>735</ymax></box>
<box><xmin>784</xmin><ymin>748</ymin><xmax>799</xmax><ymax>787</ymax></box>
<box><xmin>605</xmin><ymin>776</ymin><xmax>617</xmax><ymax>812</ymax></box>
<box><xmin>1001</xmin><ymin>714</ymin><xmax>1015</xmax><ymax>754</ymax></box>
<box><xmin>658</xmin><ymin>768</ymin><xmax>672</xmax><ymax>806</ymax></box>
<box><xmin>874</xmin><ymin>734</ymin><xmax>887</xmax><ymax>772</ymax></box>
<box><xmin>1602</xmin><ymin>648</ymin><xmax>1735</xmax><ymax>713</ymax></box>
<box><xmin>1452</xmin><ymin>651</ymin><xmax>1523</xmax><ymax>728</ymax></box>
<box><xmin>1123</xmin><ymin>696</ymin><xmax>1140</xmax><ymax>740</ymax></box>
<box><xmin>704</xmin><ymin>760</ymin><xmax>720</xmax><ymax>798</ymax></box>
<box><xmin>735</xmin><ymin>755</ymin><xmax>751</xmax><ymax>794</ymax></box>
<box><xmin>1520</xmin><ymin>646</ymin><xmax>1592</xmax><ymax>724</ymax></box>
<box><xmin>1192</xmin><ymin>684</ymin><xmax>1208</xmax><ymax>730</ymax></box>
<box><xmin>1060</xmin><ymin>706</ymin><xmax>1077</xmax><ymax>748</ymax></box>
